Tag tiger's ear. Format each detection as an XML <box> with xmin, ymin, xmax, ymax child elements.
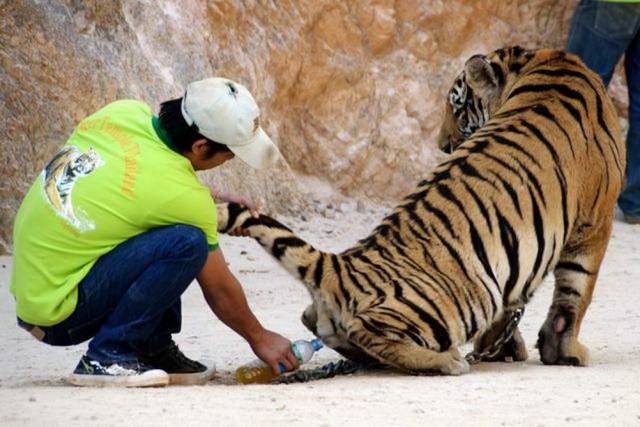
<box><xmin>464</xmin><ymin>55</ymin><xmax>499</xmax><ymax>98</ymax></box>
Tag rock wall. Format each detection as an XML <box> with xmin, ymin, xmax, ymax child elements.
<box><xmin>2</xmin><ymin>0</ymin><xmax>629</xmax><ymax>253</ymax></box>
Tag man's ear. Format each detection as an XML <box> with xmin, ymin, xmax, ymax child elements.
<box><xmin>191</xmin><ymin>138</ymin><xmax>209</xmax><ymax>156</ymax></box>
<box><xmin>464</xmin><ymin>55</ymin><xmax>499</xmax><ymax>98</ymax></box>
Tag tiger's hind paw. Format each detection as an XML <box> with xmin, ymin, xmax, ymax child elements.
<box><xmin>439</xmin><ymin>356</ymin><xmax>470</xmax><ymax>376</ymax></box>
<box><xmin>537</xmin><ymin>313</ymin><xmax>589</xmax><ymax>366</ymax></box>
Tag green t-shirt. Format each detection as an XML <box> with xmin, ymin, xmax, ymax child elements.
<box><xmin>11</xmin><ymin>100</ymin><xmax>219</xmax><ymax>326</ymax></box>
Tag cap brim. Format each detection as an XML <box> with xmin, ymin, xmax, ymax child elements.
<box><xmin>228</xmin><ymin>128</ymin><xmax>281</xmax><ymax>170</ymax></box>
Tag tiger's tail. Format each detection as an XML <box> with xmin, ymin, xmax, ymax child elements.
<box><xmin>217</xmin><ymin>202</ymin><xmax>332</xmax><ymax>291</ymax></box>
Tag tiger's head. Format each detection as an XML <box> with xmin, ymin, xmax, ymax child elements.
<box><xmin>437</xmin><ymin>46</ymin><xmax>536</xmax><ymax>153</ymax></box>
<box><xmin>69</xmin><ymin>147</ymin><xmax>104</xmax><ymax>176</ymax></box>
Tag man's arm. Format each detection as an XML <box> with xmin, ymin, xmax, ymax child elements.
<box><xmin>197</xmin><ymin>249</ymin><xmax>300</xmax><ymax>374</ymax></box>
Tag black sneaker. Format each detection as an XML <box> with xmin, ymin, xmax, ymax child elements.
<box><xmin>624</xmin><ymin>214</ymin><xmax>640</xmax><ymax>225</ymax></box>
<box><xmin>68</xmin><ymin>355</ymin><xmax>169</xmax><ymax>387</ymax></box>
<box><xmin>139</xmin><ymin>342</ymin><xmax>215</xmax><ymax>385</ymax></box>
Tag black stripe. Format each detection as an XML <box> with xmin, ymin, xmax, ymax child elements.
<box><xmin>478</xmin><ymin>149</ymin><xmax>522</xmax><ymax>179</ymax></box>
<box><xmin>493</xmin><ymin>105</ymin><xmax>534</xmax><ymax>119</ymax></box>
<box><xmin>354</xmin><ymin>252</ymin><xmax>392</xmax><ymax>282</ymax></box>
<box><xmin>406</xmin><ymin>204</ymin><xmax>430</xmax><ymax>235</ymax></box>
<box><xmin>520</xmin><ymin>117</ymin><xmax>563</xmax><ymax>169</ymax></box>
<box><xmin>528</xmin><ymin>104</ymin><xmax>576</xmax><ymax>158</ymax></box>
<box><xmin>342</xmin><ymin>257</ymin><xmax>369</xmax><ymax>295</ymax></box>
<box><xmin>553</xmin><ymin>166</ymin><xmax>570</xmax><ymax>244</ymax></box>
<box><xmin>458</xmin><ymin>160</ymin><xmax>499</xmax><ymax>192</ymax></box>
<box><xmin>431</xmin><ymin>226</ymin><xmax>498</xmax><ymax>315</ymax></box>
<box><xmin>221</xmin><ymin>203</ymin><xmax>246</xmax><ymax>233</ymax></box>
<box><xmin>377</xmin><ymin>308</ymin><xmax>429</xmax><ymax>346</ymax></box>
<box><xmin>531</xmin><ymin>67</ymin><xmax>621</xmax><ymax>165</ymax></box>
<box><xmin>313</xmin><ymin>255</ymin><xmax>324</xmax><ymax>288</ymax></box>
<box><xmin>522</xmin><ymin>185</ymin><xmax>546</xmax><ymax>298</ymax></box>
<box><xmin>490</xmin><ymin>62</ymin><xmax>505</xmax><ymax>86</ymax></box>
<box><xmin>588</xmin><ymin>175</ymin><xmax>604</xmax><ymax>214</ymax></box>
<box><xmin>421</xmin><ymin>199</ymin><xmax>458</xmax><ymax>239</ymax></box>
<box><xmin>557</xmin><ymin>98</ymin><xmax>591</xmax><ymax>150</ymax></box>
<box><xmin>461</xmin><ymin>180</ymin><xmax>493</xmax><ymax>233</ymax></box>
<box><xmin>412</xmin><ymin>253</ymin><xmax>474</xmax><ymax>339</ymax></box>
<box><xmin>508</xmin><ymin>154</ymin><xmax>547</xmax><ymax>208</ymax></box>
<box><xmin>243</xmin><ymin>215</ymin><xmax>293</xmax><ymax>232</ymax></box>
<box><xmin>404</xmin><ymin>277</ymin><xmax>448</xmax><ymax>326</ymax></box>
<box><xmin>345</xmin><ymin>256</ymin><xmax>385</xmax><ymax>298</ymax></box>
<box><xmin>391</xmin><ymin>280</ymin><xmax>451</xmax><ymax>350</ymax></box>
<box><xmin>491</xmin><ymin>133</ymin><xmax>542</xmax><ymax>168</ymax></box>
<box><xmin>495</xmin><ymin>208</ymin><xmax>520</xmax><ymax>305</ymax></box>
<box><xmin>509</xmin><ymin>83</ymin><xmax>589</xmax><ymax>114</ymax></box>
<box><xmin>417</xmin><ymin>239</ymin><xmax>478</xmax><ymax>337</ymax></box>
<box><xmin>272</xmin><ymin>237</ymin><xmax>306</xmax><ymax>260</ymax></box>
<box><xmin>486</xmin><ymin>169</ymin><xmax>523</xmax><ymax>218</ymax></box>
<box><xmin>437</xmin><ymin>184</ymin><xmax>499</xmax><ymax>287</ymax></box>
<box><xmin>331</xmin><ymin>254</ymin><xmax>351</xmax><ymax>308</ymax></box>
<box><xmin>555</xmin><ymin>261</ymin><xmax>594</xmax><ymax>275</ymax></box>
<box><xmin>558</xmin><ymin>286</ymin><xmax>582</xmax><ymax>297</ymax></box>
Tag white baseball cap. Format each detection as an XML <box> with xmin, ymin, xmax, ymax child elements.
<box><xmin>180</xmin><ymin>77</ymin><xmax>281</xmax><ymax>169</ymax></box>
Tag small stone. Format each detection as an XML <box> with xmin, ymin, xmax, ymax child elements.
<box><xmin>28</xmin><ymin>397</ymin><xmax>36</xmax><ymax>402</ymax></box>
<box><xmin>356</xmin><ymin>200</ymin><xmax>366</xmax><ymax>213</ymax></box>
<box><xmin>240</xmin><ymin>250</ymin><xmax>247</xmax><ymax>255</ymax></box>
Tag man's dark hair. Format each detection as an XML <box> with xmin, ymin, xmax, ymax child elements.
<box><xmin>158</xmin><ymin>98</ymin><xmax>232</xmax><ymax>158</ymax></box>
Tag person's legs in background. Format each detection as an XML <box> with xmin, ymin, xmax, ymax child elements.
<box><xmin>566</xmin><ymin>0</ymin><xmax>636</xmax><ymax>86</ymax></box>
<box><xmin>619</xmin><ymin>33</ymin><xmax>640</xmax><ymax>221</ymax></box>
<box><xmin>567</xmin><ymin>0</ymin><xmax>640</xmax><ymax>223</ymax></box>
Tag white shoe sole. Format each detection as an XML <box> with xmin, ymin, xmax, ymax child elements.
<box><xmin>67</xmin><ymin>369</ymin><xmax>170</xmax><ymax>388</ymax></box>
<box><xmin>169</xmin><ymin>364</ymin><xmax>216</xmax><ymax>386</ymax></box>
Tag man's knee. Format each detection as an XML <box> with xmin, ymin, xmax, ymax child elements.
<box><xmin>170</xmin><ymin>224</ymin><xmax>209</xmax><ymax>266</ymax></box>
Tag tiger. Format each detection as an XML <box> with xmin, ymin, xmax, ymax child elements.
<box><xmin>42</xmin><ymin>145</ymin><xmax>104</xmax><ymax>230</ymax></box>
<box><xmin>217</xmin><ymin>46</ymin><xmax>625</xmax><ymax>375</ymax></box>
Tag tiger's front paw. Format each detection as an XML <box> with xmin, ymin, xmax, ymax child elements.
<box><xmin>537</xmin><ymin>313</ymin><xmax>589</xmax><ymax>366</ymax></box>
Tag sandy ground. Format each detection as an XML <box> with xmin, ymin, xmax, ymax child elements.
<box><xmin>1</xmin><ymin>204</ymin><xmax>640</xmax><ymax>427</ymax></box>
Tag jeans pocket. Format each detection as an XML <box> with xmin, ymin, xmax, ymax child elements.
<box><xmin>595</xmin><ymin>3</ymin><xmax>640</xmax><ymax>39</ymax></box>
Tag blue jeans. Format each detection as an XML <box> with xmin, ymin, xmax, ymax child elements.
<box><xmin>567</xmin><ymin>0</ymin><xmax>640</xmax><ymax>217</ymax></box>
<box><xmin>31</xmin><ymin>225</ymin><xmax>209</xmax><ymax>363</ymax></box>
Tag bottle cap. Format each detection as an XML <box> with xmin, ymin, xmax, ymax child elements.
<box><xmin>311</xmin><ymin>339</ymin><xmax>323</xmax><ymax>351</ymax></box>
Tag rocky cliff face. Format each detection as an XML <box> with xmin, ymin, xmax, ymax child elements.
<box><xmin>1</xmin><ymin>0</ymin><xmax>628</xmax><ymax>253</ymax></box>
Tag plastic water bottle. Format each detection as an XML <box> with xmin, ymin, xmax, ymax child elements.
<box><xmin>236</xmin><ymin>339</ymin><xmax>323</xmax><ymax>384</ymax></box>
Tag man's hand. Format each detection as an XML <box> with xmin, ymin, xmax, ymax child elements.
<box><xmin>250</xmin><ymin>329</ymin><xmax>300</xmax><ymax>375</ymax></box>
<box><xmin>211</xmin><ymin>188</ymin><xmax>260</xmax><ymax>218</ymax></box>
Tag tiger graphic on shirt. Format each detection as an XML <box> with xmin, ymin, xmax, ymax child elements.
<box><xmin>41</xmin><ymin>145</ymin><xmax>104</xmax><ymax>231</ymax></box>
